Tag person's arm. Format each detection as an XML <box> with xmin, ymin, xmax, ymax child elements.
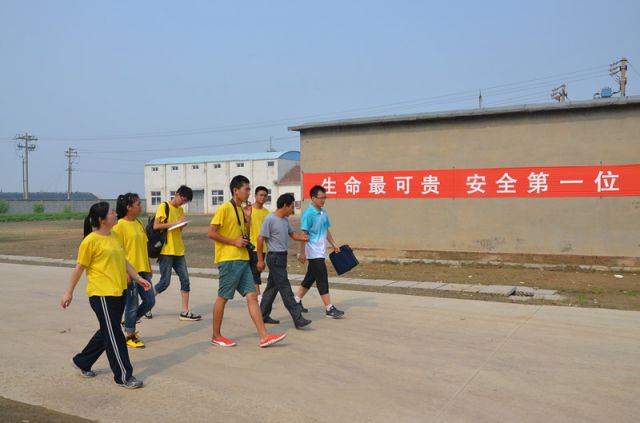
<box><xmin>290</xmin><ymin>230</ymin><xmax>309</xmax><ymax>242</ymax></box>
<box><xmin>126</xmin><ymin>261</ymin><xmax>151</xmax><ymax>291</ymax></box>
<box><xmin>148</xmin><ymin>258</ymin><xmax>153</xmax><ymax>278</ymax></box>
<box><xmin>208</xmin><ymin>224</ymin><xmax>247</xmax><ymax>248</ymax></box>
<box><xmin>153</xmin><ymin>216</ymin><xmax>184</xmax><ymax>231</ymax></box>
<box><xmin>61</xmin><ymin>264</ymin><xmax>86</xmax><ymax>309</ymax></box>
<box><xmin>298</xmin><ymin>230</ymin><xmax>309</xmax><ymax>264</ymax></box>
<box><xmin>327</xmin><ymin>229</ymin><xmax>340</xmax><ymax>253</ymax></box>
<box><xmin>257</xmin><ymin>235</ymin><xmax>266</xmax><ymax>272</ymax></box>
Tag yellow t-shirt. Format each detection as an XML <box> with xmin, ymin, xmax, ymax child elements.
<box><xmin>112</xmin><ymin>219</ymin><xmax>151</xmax><ymax>273</ymax></box>
<box><xmin>155</xmin><ymin>202</ymin><xmax>185</xmax><ymax>256</ymax></box>
<box><xmin>210</xmin><ymin>201</ymin><xmax>250</xmax><ymax>264</ymax></box>
<box><xmin>77</xmin><ymin>232</ymin><xmax>128</xmax><ymax>297</ymax></box>
<box><xmin>250</xmin><ymin>206</ymin><xmax>270</xmax><ymax>253</ymax></box>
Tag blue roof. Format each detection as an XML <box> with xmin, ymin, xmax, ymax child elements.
<box><xmin>146</xmin><ymin>151</ymin><xmax>300</xmax><ymax>165</ymax></box>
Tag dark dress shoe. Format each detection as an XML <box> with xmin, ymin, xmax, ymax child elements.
<box><xmin>294</xmin><ymin>318</ymin><xmax>312</xmax><ymax>329</ymax></box>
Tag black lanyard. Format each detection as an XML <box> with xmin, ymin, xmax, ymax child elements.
<box><xmin>229</xmin><ymin>200</ymin><xmax>247</xmax><ymax>237</ymax></box>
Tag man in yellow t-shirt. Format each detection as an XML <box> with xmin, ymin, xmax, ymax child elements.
<box><xmin>249</xmin><ymin>185</ymin><xmax>270</xmax><ymax>300</ymax></box>
<box><xmin>207</xmin><ymin>175</ymin><xmax>285</xmax><ymax>348</ymax></box>
<box><xmin>153</xmin><ymin>185</ymin><xmax>201</xmax><ymax>322</ymax></box>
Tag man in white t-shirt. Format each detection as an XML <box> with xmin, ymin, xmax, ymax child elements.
<box><xmin>295</xmin><ymin>185</ymin><xmax>344</xmax><ymax>318</ymax></box>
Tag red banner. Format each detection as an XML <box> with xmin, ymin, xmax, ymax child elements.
<box><xmin>303</xmin><ymin>164</ymin><xmax>640</xmax><ymax>199</ymax></box>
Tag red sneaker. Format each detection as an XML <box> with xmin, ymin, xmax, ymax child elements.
<box><xmin>259</xmin><ymin>333</ymin><xmax>286</xmax><ymax>348</ymax></box>
<box><xmin>210</xmin><ymin>336</ymin><xmax>237</xmax><ymax>347</ymax></box>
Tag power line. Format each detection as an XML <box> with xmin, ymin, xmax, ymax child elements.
<box><xmin>79</xmin><ymin>135</ymin><xmax>298</xmax><ymax>155</ymax></box>
<box><xmin>76</xmin><ymin>169</ymin><xmax>142</xmax><ymax>175</ymax></box>
<box><xmin>629</xmin><ymin>61</ymin><xmax>640</xmax><ymax>79</ymax></box>
<box><xmin>1</xmin><ymin>64</ymin><xmax>613</xmax><ymax>143</ymax></box>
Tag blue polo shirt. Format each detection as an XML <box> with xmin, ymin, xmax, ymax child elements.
<box><xmin>300</xmin><ymin>206</ymin><xmax>331</xmax><ymax>259</ymax></box>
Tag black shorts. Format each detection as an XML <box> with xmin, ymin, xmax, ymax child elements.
<box><xmin>301</xmin><ymin>258</ymin><xmax>329</xmax><ymax>295</ymax></box>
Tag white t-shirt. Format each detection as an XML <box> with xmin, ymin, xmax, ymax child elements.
<box><xmin>301</xmin><ymin>206</ymin><xmax>331</xmax><ymax>259</ymax></box>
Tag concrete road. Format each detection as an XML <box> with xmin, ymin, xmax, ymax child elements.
<box><xmin>1</xmin><ymin>262</ymin><xmax>638</xmax><ymax>423</ymax></box>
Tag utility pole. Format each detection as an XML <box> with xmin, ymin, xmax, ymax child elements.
<box><xmin>478</xmin><ymin>90</ymin><xmax>483</xmax><ymax>108</ymax></box>
<box><xmin>14</xmin><ymin>133</ymin><xmax>38</xmax><ymax>200</ymax></box>
<box><xmin>609</xmin><ymin>57</ymin><xmax>628</xmax><ymax>97</ymax></box>
<box><xmin>268</xmin><ymin>136</ymin><xmax>275</xmax><ymax>152</ymax></box>
<box><xmin>551</xmin><ymin>84</ymin><xmax>568</xmax><ymax>102</ymax></box>
<box><xmin>65</xmin><ymin>147</ymin><xmax>78</xmax><ymax>200</ymax></box>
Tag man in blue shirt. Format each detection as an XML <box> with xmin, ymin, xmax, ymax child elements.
<box><xmin>295</xmin><ymin>185</ymin><xmax>345</xmax><ymax>318</ymax></box>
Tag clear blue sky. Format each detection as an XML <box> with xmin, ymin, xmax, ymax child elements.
<box><xmin>1</xmin><ymin>0</ymin><xmax>639</xmax><ymax>198</ymax></box>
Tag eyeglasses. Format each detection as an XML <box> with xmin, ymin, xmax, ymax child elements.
<box><xmin>315</xmin><ymin>196</ymin><xmax>327</xmax><ymax>200</ymax></box>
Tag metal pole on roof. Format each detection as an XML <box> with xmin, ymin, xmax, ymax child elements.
<box><xmin>551</xmin><ymin>84</ymin><xmax>567</xmax><ymax>102</ymax></box>
<box><xmin>609</xmin><ymin>57</ymin><xmax>628</xmax><ymax>97</ymax></box>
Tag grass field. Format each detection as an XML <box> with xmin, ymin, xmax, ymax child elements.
<box><xmin>0</xmin><ymin>212</ymin><xmax>86</xmax><ymax>222</ymax></box>
<box><xmin>1</xmin><ymin>216</ymin><xmax>639</xmax><ymax>310</ymax></box>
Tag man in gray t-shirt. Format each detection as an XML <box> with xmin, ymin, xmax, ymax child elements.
<box><xmin>260</xmin><ymin>213</ymin><xmax>293</xmax><ymax>252</ymax></box>
<box><xmin>257</xmin><ymin>193</ymin><xmax>311</xmax><ymax>328</ymax></box>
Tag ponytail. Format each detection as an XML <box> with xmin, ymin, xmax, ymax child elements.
<box><xmin>116</xmin><ymin>194</ymin><xmax>127</xmax><ymax>219</ymax></box>
<box><xmin>83</xmin><ymin>202</ymin><xmax>110</xmax><ymax>238</ymax></box>
<box><xmin>83</xmin><ymin>215</ymin><xmax>93</xmax><ymax>238</ymax></box>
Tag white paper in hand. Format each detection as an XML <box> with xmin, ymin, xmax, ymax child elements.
<box><xmin>168</xmin><ymin>220</ymin><xmax>190</xmax><ymax>231</ymax></box>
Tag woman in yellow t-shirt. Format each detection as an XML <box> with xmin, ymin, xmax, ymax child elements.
<box><xmin>60</xmin><ymin>202</ymin><xmax>151</xmax><ymax>389</ymax></box>
<box><xmin>114</xmin><ymin>193</ymin><xmax>155</xmax><ymax>349</ymax></box>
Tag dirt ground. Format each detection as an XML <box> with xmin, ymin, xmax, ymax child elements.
<box><xmin>1</xmin><ymin>216</ymin><xmax>639</xmax><ymax>310</ymax></box>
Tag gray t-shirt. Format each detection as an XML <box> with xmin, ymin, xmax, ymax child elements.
<box><xmin>259</xmin><ymin>214</ymin><xmax>293</xmax><ymax>252</ymax></box>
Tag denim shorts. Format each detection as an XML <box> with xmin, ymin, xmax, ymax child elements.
<box><xmin>218</xmin><ymin>260</ymin><xmax>256</xmax><ymax>300</ymax></box>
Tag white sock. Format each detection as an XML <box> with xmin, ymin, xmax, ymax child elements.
<box><xmin>326</xmin><ymin>304</ymin><xmax>333</xmax><ymax>311</ymax></box>
<box><xmin>295</xmin><ymin>296</ymin><xmax>301</xmax><ymax>303</ymax></box>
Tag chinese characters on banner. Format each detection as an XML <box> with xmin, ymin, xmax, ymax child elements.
<box><xmin>302</xmin><ymin>164</ymin><xmax>640</xmax><ymax>199</ymax></box>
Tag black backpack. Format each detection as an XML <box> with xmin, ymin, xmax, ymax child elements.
<box><xmin>146</xmin><ymin>201</ymin><xmax>169</xmax><ymax>259</ymax></box>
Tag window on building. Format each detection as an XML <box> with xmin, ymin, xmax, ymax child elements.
<box><xmin>192</xmin><ymin>164</ymin><xmax>200</xmax><ymax>170</ymax></box>
<box><xmin>151</xmin><ymin>191</ymin><xmax>161</xmax><ymax>206</ymax></box>
<box><xmin>213</xmin><ymin>163</ymin><xmax>221</xmax><ymax>169</ymax></box>
<box><xmin>267</xmin><ymin>161</ymin><xmax>274</xmax><ymax>167</ymax></box>
<box><xmin>211</xmin><ymin>190</ymin><xmax>224</xmax><ymax>205</ymax></box>
<box><xmin>171</xmin><ymin>166</ymin><xmax>179</xmax><ymax>171</ymax></box>
<box><xmin>266</xmin><ymin>189</ymin><xmax>272</xmax><ymax>204</ymax></box>
<box><xmin>236</xmin><ymin>162</ymin><xmax>244</xmax><ymax>168</ymax></box>
<box><xmin>169</xmin><ymin>191</ymin><xmax>176</xmax><ymax>200</ymax></box>
<box><xmin>151</xmin><ymin>166</ymin><xmax>159</xmax><ymax>172</ymax></box>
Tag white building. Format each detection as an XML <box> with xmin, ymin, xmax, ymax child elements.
<box><xmin>144</xmin><ymin>151</ymin><xmax>301</xmax><ymax>214</ymax></box>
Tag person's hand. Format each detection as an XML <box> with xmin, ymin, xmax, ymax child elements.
<box><xmin>297</xmin><ymin>253</ymin><xmax>306</xmax><ymax>264</ymax></box>
<box><xmin>299</xmin><ymin>232</ymin><xmax>310</xmax><ymax>241</ymax></box>
<box><xmin>61</xmin><ymin>292</ymin><xmax>73</xmax><ymax>309</ymax></box>
<box><xmin>233</xmin><ymin>237</ymin><xmax>249</xmax><ymax>248</ymax></box>
<box><xmin>257</xmin><ymin>260</ymin><xmax>265</xmax><ymax>272</ymax></box>
<box><xmin>127</xmin><ymin>275</ymin><xmax>132</xmax><ymax>285</ymax></box>
<box><xmin>333</xmin><ymin>245</ymin><xmax>341</xmax><ymax>253</ymax></box>
<box><xmin>173</xmin><ymin>217</ymin><xmax>186</xmax><ymax>227</ymax></box>
<box><xmin>138</xmin><ymin>279</ymin><xmax>152</xmax><ymax>291</ymax></box>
